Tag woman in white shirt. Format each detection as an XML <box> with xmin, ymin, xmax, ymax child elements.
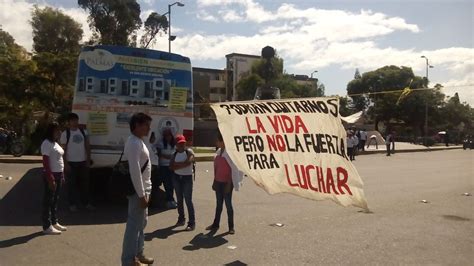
<box><xmin>157</xmin><ymin>129</ymin><xmax>177</xmax><ymax>209</ymax></box>
<box><xmin>170</xmin><ymin>134</ymin><xmax>195</xmax><ymax>231</ymax></box>
<box><xmin>41</xmin><ymin>123</ymin><xmax>67</xmax><ymax>235</ymax></box>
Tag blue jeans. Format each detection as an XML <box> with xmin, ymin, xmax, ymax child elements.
<box><xmin>173</xmin><ymin>174</ymin><xmax>195</xmax><ymax>226</ymax></box>
<box><xmin>121</xmin><ymin>193</ymin><xmax>149</xmax><ymax>265</ymax></box>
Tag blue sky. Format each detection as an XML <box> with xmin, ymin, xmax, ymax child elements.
<box><xmin>1</xmin><ymin>0</ymin><xmax>473</xmax><ymax>103</ymax></box>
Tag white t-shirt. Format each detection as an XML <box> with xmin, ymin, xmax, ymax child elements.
<box><xmin>174</xmin><ymin>149</ymin><xmax>194</xmax><ymax>176</ymax></box>
<box><xmin>124</xmin><ymin>135</ymin><xmax>152</xmax><ymax>198</ymax></box>
<box><xmin>360</xmin><ymin>131</ymin><xmax>368</xmax><ymax>141</ymax></box>
<box><xmin>41</xmin><ymin>140</ymin><xmax>65</xmax><ymax>172</ymax></box>
<box><xmin>144</xmin><ymin>140</ymin><xmax>159</xmax><ymax>166</ymax></box>
<box><xmin>158</xmin><ymin>142</ymin><xmax>175</xmax><ymax>166</ymax></box>
<box><xmin>60</xmin><ymin>129</ymin><xmax>88</xmax><ymax>162</ymax></box>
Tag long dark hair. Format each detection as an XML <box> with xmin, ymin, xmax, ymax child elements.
<box><xmin>162</xmin><ymin>129</ymin><xmax>175</xmax><ymax>149</ymax></box>
<box><xmin>44</xmin><ymin>122</ymin><xmax>60</xmax><ymax>142</ymax></box>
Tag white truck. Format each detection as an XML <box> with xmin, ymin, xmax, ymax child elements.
<box><xmin>72</xmin><ymin>45</ymin><xmax>194</xmax><ymax>167</ymax></box>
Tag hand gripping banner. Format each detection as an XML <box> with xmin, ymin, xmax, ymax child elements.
<box><xmin>211</xmin><ymin>97</ymin><xmax>369</xmax><ymax>210</ymax></box>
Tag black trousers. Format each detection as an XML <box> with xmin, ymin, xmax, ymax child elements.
<box><xmin>386</xmin><ymin>144</ymin><xmax>391</xmax><ymax>156</ymax></box>
<box><xmin>42</xmin><ymin>173</ymin><xmax>62</xmax><ymax>230</ymax></box>
<box><xmin>212</xmin><ymin>181</ymin><xmax>234</xmax><ymax>230</ymax></box>
<box><xmin>67</xmin><ymin>161</ymin><xmax>90</xmax><ymax>206</ymax></box>
<box><xmin>347</xmin><ymin>147</ymin><xmax>355</xmax><ymax>161</ymax></box>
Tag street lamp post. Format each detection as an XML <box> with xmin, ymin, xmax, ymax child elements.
<box><xmin>168</xmin><ymin>2</ymin><xmax>184</xmax><ymax>53</ymax></box>
<box><xmin>420</xmin><ymin>55</ymin><xmax>434</xmax><ymax>145</ymax></box>
<box><xmin>310</xmin><ymin>70</ymin><xmax>318</xmax><ymax>95</ymax></box>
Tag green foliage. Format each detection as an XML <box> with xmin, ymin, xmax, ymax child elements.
<box><xmin>30</xmin><ymin>7</ymin><xmax>81</xmax><ymax>114</ymax></box>
<box><xmin>140</xmin><ymin>12</ymin><xmax>168</xmax><ymax>48</ymax></box>
<box><xmin>31</xmin><ymin>6</ymin><xmax>83</xmax><ymax>54</ymax></box>
<box><xmin>1</xmin><ymin>6</ymin><xmax>82</xmax><ymax>152</ymax></box>
<box><xmin>251</xmin><ymin>57</ymin><xmax>283</xmax><ymax>84</ymax></box>
<box><xmin>78</xmin><ymin>0</ymin><xmax>142</xmax><ymax>46</ymax></box>
<box><xmin>346</xmin><ymin>66</ymin><xmax>473</xmax><ymax>138</ymax></box>
<box><xmin>236</xmin><ymin>73</ymin><xmax>264</xmax><ymax>100</ymax></box>
<box><xmin>0</xmin><ymin>28</ymin><xmax>40</xmax><ymax>134</ymax></box>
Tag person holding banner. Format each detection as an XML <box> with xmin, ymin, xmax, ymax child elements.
<box><xmin>206</xmin><ymin>132</ymin><xmax>244</xmax><ymax>235</ymax></box>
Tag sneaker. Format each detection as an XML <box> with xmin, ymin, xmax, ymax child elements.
<box><xmin>136</xmin><ymin>253</ymin><xmax>154</xmax><ymax>264</ymax></box>
<box><xmin>52</xmin><ymin>223</ymin><xmax>67</xmax><ymax>231</ymax></box>
<box><xmin>228</xmin><ymin>229</ymin><xmax>235</xmax><ymax>235</ymax></box>
<box><xmin>43</xmin><ymin>225</ymin><xmax>61</xmax><ymax>235</ymax></box>
<box><xmin>175</xmin><ymin>220</ymin><xmax>185</xmax><ymax>226</ymax></box>
<box><xmin>206</xmin><ymin>224</ymin><xmax>219</xmax><ymax>230</ymax></box>
<box><xmin>185</xmin><ymin>225</ymin><xmax>195</xmax><ymax>231</ymax></box>
<box><xmin>69</xmin><ymin>205</ymin><xmax>78</xmax><ymax>212</ymax></box>
<box><xmin>85</xmin><ymin>204</ymin><xmax>96</xmax><ymax>211</ymax></box>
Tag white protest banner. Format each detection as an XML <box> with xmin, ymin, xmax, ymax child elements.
<box><xmin>211</xmin><ymin>97</ymin><xmax>369</xmax><ymax>210</ymax></box>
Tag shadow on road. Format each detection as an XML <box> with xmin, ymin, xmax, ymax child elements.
<box><xmin>0</xmin><ymin>168</ymin><xmax>166</xmax><ymax>226</ymax></box>
<box><xmin>0</xmin><ymin>232</ymin><xmax>43</xmax><ymax>248</ymax></box>
<box><xmin>144</xmin><ymin>225</ymin><xmax>185</xmax><ymax>241</ymax></box>
<box><xmin>224</xmin><ymin>261</ymin><xmax>248</xmax><ymax>266</ymax></box>
<box><xmin>182</xmin><ymin>230</ymin><xmax>229</xmax><ymax>251</ymax></box>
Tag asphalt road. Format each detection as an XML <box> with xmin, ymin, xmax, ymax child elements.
<box><xmin>0</xmin><ymin>150</ymin><xmax>473</xmax><ymax>265</ymax></box>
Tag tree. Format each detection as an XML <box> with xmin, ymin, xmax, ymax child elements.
<box><xmin>440</xmin><ymin>92</ymin><xmax>473</xmax><ymax>133</ymax></box>
<box><xmin>31</xmin><ymin>6</ymin><xmax>83</xmax><ymax>54</ymax></box>
<box><xmin>0</xmin><ymin>28</ymin><xmax>40</xmax><ymax>135</ymax></box>
<box><xmin>140</xmin><ymin>12</ymin><xmax>168</xmax><ymax>48</ymax></box>
<box><xmin>346</xmin><ymin>65</ymin><xmax>443</xmax><ymax>133</ymax></box>
<box><xmin>78</xmin><ymin>0</ymin><xmax>142</xmax><ymax>46</ymax></box>
<box><xmin>354</xmin><ymin>68</ymin><xmax>361</xmax><ymax>79</ymax></box>
<box><xmin>30</xmin><ymin>7</ymin><xmax>83</xmax><ymax>114</ymax></box>
<box><xmin>236</xmin><ymin>73</ymin><xmax>264</xmax><ymax>100</ymax></box>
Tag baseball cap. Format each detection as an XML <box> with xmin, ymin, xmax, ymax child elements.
<box><xmin>176</xmin><ymin>134</ymin><xmax>186</xmax><ymax>144</ymax></box>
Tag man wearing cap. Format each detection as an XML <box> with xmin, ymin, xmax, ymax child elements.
<box><xmin>170</xmin><ymin>134</ymin><xmax>196</xmax><ymax>231</ymax></box>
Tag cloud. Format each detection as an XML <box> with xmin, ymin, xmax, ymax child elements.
<box><xmin>0</xmin><ymin>0</ymin><xmax>92</xmax><ymax>51</ymax></box>
<box><xmin>196</xmin><ymin>10</ymin><xmax>219</xmax><ymax>22</ymax></box>
<box><xmin>219</xmin><ymin>9</ymin><xmax>245</xmax><ymax>22</ymax></box>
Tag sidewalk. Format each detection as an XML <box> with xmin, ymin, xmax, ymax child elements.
<box><xmin>0</xmin><ymin>144</ymin><xmax>464</xmax><ymax>164</ymax></box>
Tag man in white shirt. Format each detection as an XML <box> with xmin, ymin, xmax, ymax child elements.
<box><xmin>60</xmin><ymin>113</ymin><xmax>93</xmax><ymax>212</ymax></box>
<box><xmin>121</xmin><ymin>113</ymin><xmax>154</xmax><ymax>266</ymax></box>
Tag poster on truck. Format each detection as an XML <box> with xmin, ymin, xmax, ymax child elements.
<box><xmin>72</xmin><ymin>45</ymin><xmax>194</xmax><ymax>167</ymax></box>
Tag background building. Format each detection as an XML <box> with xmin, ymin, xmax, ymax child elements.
<box><xmin>225</xmin><ymin>53</ymin><xmax>261</xmax><ymax>100</ymax></box>
<box><xmin>192</xmin><ymin>67</ymin><xmax>226</xmax><ymax>103</ymax></box>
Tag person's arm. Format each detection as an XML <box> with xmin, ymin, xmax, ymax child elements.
<box><xmin>169</xmin><ymin>152</ymin><xmax>176</xmax><ymax>170</ymax></box>
<box><xmin>84</xmin><ymin>130</ymin><xmax>91</xmax><ymax>166</ymax></box>
<box><xmin>173</xmin><ymin>150</ymin><xmax>194</xmax><ymax>169</ymax></box>
<box><xmin>41</xmin><ymin>143</ymin><xmax>56</xmax><ymax>190</ymax></box>
<box><xmin>127</xmin><ymin>142</ymin><xmax>146</xmax><ymax>200</ymax></box>
<box><xmin>59</xmin><ymin>131</ymin><xmax>69</xmax><ymax>171</ymax></box>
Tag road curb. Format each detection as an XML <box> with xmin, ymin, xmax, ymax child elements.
<box><xmin>0</xmin><ymin>146</ymin><xmax>464</xmax><ymax>164</ymax></box>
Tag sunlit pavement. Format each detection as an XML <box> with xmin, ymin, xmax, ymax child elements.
<box><xmin>0</xmin><ymin>149</ymin><xmax>473</xmax><ymax>265</ymax></box>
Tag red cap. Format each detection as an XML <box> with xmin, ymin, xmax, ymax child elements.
<box><xmin>176</xmin><ymin>134</ymin><xmax>186</xmax><ymax>144</ymax></box>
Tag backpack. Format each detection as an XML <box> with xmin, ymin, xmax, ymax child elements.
<box><xmin>66</xmin><ymin>128</ymin><xmax>87</xmax><ymax>145</ymax></box>
<box><xmin>173</xmin><ymin>148</ymin><xmax>196</xmax><ymax>179</ymax></box>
